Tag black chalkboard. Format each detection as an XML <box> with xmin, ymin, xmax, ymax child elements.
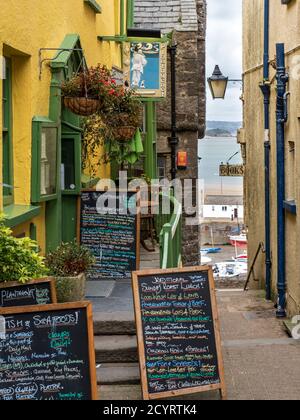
<box><xmin>78</xmin><ymin>190</ymin><xmax>140</xmax><ymax>280</ymax></box>
<box><xmin>0</xmin><ymin>302</ymin><xmax>97</xmax><ymax>400</ymax></box>
<box><xmin>132</xmin><ymin>267</ymin><xmax>226</xmax><ymax>400</ymax></box>
<box><xmin>0</xmin><ymin>278</ymin><xmax>57</xmax><ymax>308</ymax></box>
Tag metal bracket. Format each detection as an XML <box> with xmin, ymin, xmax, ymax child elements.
<box><xmin>39</xmin><ymin>48</ymin><xmax>84</xmax><ymax>80</ymax></box>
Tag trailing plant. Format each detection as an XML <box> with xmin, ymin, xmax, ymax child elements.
<box><xmin>0</xmin><ymin>216</ymin><xmax>48</xmax><ymax>283</ymax></box>
<box><xmin>45</xmin><ymin>241</ymin><xmax>95</xmax><ymax>277</ymax></box>
<box><xmin>103</xmin><ymin>85</ymin><xmax>142</xmax><ymax>128</ymax></box>
<box><xmin>82</xmin><ymin>114</ymin><xmax>105</xmax><ymax>177</ymax></box>
<box><xmin>61</xmin><ymin>64</ymin><xmax>113</xmax><ymax>101</ymax></box>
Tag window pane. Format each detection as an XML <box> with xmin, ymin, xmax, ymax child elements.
<box><xmin>61</xmin><ymin>138</ymin><xmax>76</xmax><ymax>190</ymax></box>
<box><xmin>40</xmin><ymin>127</ymin><xmax>57</xmax><ymax>196</ymax></box>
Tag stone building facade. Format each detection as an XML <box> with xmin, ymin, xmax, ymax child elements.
<box><xmin>242</xmin><ymin>0</ymin><xmax>300</xmax><ymax>316</ymax></box>
<box><xmin>134</xmin><ymin>0</ymin><xmax>207</xmax><ymax>265</ymax></box>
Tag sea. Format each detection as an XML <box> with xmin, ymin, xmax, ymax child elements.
<box><xmin>198</xmin><ymin>136</ymin><xmax>243</xmax><ymax>196</ymax></box>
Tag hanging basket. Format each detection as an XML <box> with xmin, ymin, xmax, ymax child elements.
<box><xmin>114</xmin><ymin>126</ymin><xmax>137</xmax><ymax>141</ymax></box>
<box><xmin>64</xmin><ymin>97</ymin><xmax>100</xmax><ymax>116</ymax></box>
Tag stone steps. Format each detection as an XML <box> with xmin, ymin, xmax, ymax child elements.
<box><xmin>93</xmin><ymin>311</ymin><xmax>136</xmax><ymax>336</ymax></box>
<box><xmin>94</xmin><ymin>335</ymin><xmax>138</xmax><ymax>363</ymax></box>
<box><xmin>96</xmin><ymin>363</ymin><xmax>140</xmax><ymax>385</ymax></box>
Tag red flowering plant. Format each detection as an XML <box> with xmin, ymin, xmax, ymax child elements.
<box><xmin>103</xmin><ymin>85</ymin><xmax>142</xmax><ymax>127</ymax></box>
<box><xmin>61</xmin><ymin>64</ymin><xmax>114</xmax><ymax>102</ymax></box>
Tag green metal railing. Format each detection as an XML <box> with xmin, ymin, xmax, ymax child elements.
<box><xmin>156</xmin><ymin>194</ymin><xmax>182</xmax><ymax>269</ymax></box>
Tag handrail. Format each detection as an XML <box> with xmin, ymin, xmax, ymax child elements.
<box><xmin>157</xmin><ymin>193</ymin><xmax>182</xmax><ymax>269</ymax></box>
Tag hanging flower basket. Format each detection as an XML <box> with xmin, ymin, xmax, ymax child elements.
<box><xmin>61</xmin><ymin>65</ymin><xmax>113</xmax><ymax>116</ymax></box>
<box><xmin>113</xmin><ymin>125</ymin><xmax>137</xmax><ymax>141</ymax></box>
<box><xmin>63</xmin><ymin>97</ymin><xmax>100</xmax><ymax>116</ymax></box>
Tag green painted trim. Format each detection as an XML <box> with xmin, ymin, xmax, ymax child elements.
<box><xmin>3</xmin><ymin>196</ymin><xmax>13</xmax><ymax>207</ymax></box>
<box><xmin>61</xmin><ymin>133</ymin><xmax>81</xmax><ymax>195</ymax></box>
<box><xmin>141</xmin><ymin>97</ymin><xmax>164</xmax><ymax>103</ymax></box>
<box><xmin>144</xmin><ymin>102</ymin><xmax>157</xmax><ymax>180</ymax></box>
<box><xmin>50</xmin><ymin>34</ymin><xmax>81</xmax><ymax>69</ymax></box>
<box><xmin>127</xmin><ymin>0</ymin><xmax>135</xmax><ymax>28</ymax></box>
<box><xmin>120</xmin><ymin>0</ymin><xmax>125</xmax><ymax>36</ymax></box>
<box><xmin>84</xmin><ymin>0</ymin><xmax>102</xmax><ymax>13</ymax></box>
<box><xmin>98</xmin><ymin>35</ymin><xmax>169</xmax><ymax>44</ymax></box>
<box><xmin>32</xmin><ymin>116</ymin><xmax>54</xmax><ymax>124</ymax></box>
<box><xmin>30</xmin><ymin>223</ymin><xmax>37</xmax><ymax>241</ymax></box>
<box><xmin>2</xmin><ymin>57</ymin><xmax>14</xmax><ymax>204</ymax></box>
<box><xmin>62</xmin><ymin>120</ymin><xmax>83</xmax><ymax>133</ymax></box>
<box><xmin>4</xmin><ymin>205</ymin><xmax>40</xmax><ymax>228</ymax></box>
<box><xmin>31</xmin><ymin>119</ymin><xmax>59</xmax><ymax>203</ymax></box>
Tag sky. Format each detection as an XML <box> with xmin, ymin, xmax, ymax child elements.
<box><xmin>206</xmin><ymin>0</ymin><xmax>243</xmax><ymax>122</ymax></box>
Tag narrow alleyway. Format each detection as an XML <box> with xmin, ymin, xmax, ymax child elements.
<box><xmin>96</xmin><ymin>289</ymin><xmax>300</xmax><ymax>401</ymax></box>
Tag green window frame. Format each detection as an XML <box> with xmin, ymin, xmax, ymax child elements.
<box><xmin>31</xmin><ymin>117</ymin><xmax>59</xmax><ymax>203</ymax></box>
<box><xmin>61</xmin><ymin>131</ymin><xmax>82</xmax><ymax>195</ymax></box>
<box><xmin>84</xmin><ymin>0</ymin><xmax>102</xmax><ymax>14</ymax></box>
<box><xmin>2</xmin><ymin>57</ymin><xmax>13</xmax><ymax>206</ymax></box>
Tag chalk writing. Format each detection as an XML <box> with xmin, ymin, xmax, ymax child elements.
<box><xmin>0</xmin><ymin>281</ymin><xmax>53</xmax><ymax>308</ymax></box>
<box><xmin>80</xmin><ymin>191</ymin><xmax>139</xmax><ymax>279</ymax></box>
<box><xmin>0</xmin><ymin>307</ymin><xmax>93</xmax><ymax>400</ymax></box>
<box><xmin>136</xmin><ymin>271</ymin><xmax>221</xmax><ymax>395</ymax></box>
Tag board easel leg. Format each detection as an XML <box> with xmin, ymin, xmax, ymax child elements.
<box><xmin>219</xmin><ymin>387</ymin><xmax>227</xmax><ymax>401</ymax></box>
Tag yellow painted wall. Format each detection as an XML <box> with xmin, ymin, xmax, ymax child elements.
<box><xmin>243</xmin><ymin>0</ymin><xmax>300</xmax><ymax>316</ymax></box>
<box><xmin>0</xmin><ymin>0</ymin><xmax>124</xmax><ymax>250</ymax></box>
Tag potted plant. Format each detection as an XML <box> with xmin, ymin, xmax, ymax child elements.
<box><xmin>0</xmin><ymin>216</ymin><xmax>48</xmax><ymax>283</ymax></box>
<box><xmin>61</xmin><ymin>64</ymin><xmax>113</xmax><ymax>116</ymax></box>
<box><xmin>45</xmin><ymin>242</ymin><xmax>95</xmax><ymax>303</ymax></box>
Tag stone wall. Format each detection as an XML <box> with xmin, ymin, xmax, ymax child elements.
<box><xmin>157</xmin><ymin>3</ymin><xmax>207</xmax><ymax>266</ymax></box>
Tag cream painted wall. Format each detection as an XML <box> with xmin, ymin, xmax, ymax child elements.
<box><xmin>243</xmin><ymin>0</ymin><xmax>300</xmax><ymax>316</ymax></box>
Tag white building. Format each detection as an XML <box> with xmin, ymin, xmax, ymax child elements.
<box><xmin>203</xmin><ymin>195</ymin><xmax>244</xmax><ymax>221</ymax></box>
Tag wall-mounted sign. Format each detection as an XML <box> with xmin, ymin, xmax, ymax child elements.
<box><xmin>123</xmin><ymin>41</ymin><xmax>167</xmax><ymax>98</ymax></box>
<box><xmin>219</xmin><ymin>164</ymin><xmax>245</xmax><ymax>177</ymax></box>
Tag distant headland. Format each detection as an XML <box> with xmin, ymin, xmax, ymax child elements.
<box><xmin>205</xmin><ymin>121</ymin><xmax>242</xmax><ymax>138</ymax></box>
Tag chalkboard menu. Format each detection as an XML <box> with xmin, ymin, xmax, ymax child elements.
<box><xmin>0</xmin><ymin>278</ymin><xmax>57</xmax><ymax>308</ymax></box>
<box><xmin>132</xmin><ymin>267</ymin><xmax>226</xmax><ymax>400</ymax></box>
<box><xmin>0</xmin><ymin>302</ymin><xmax>97</xmax><ymax>400</ymax></box>
<box><xmin>79</xmin><ymin>190</ymin><xmax>140</xmax><ymax>280</ymax></box>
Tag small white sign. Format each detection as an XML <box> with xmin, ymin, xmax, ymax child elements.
<box><xmin>0</xmin><ymin>316</ymin><xmax>6</xmax><ymax>340</ymax></box>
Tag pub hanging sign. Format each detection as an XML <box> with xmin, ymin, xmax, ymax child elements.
<box><xmin>219</xmin><ymin>164</ymin><xmax>245</xmax><ymax>177</ymax></box>
<box><xmin>123</xmin><ymin>41</ymin><xmax>167</xmax><ymax>98</ymax></box>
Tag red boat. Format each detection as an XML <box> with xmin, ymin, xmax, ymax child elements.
<box><xmin>229</xmin><ymin>234</ymin><xmax>248</xmax><ymax>248</ymax></box>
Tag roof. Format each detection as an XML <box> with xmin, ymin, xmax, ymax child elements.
<box><xmin>205</xmin><ymin>195</ymin><xmax>244</xmax><ymax>206</ymax></box>
<box><xmin>134</xmin><ymin>0</ymin><xmax>199</xmax><ymax>33</ymax></box>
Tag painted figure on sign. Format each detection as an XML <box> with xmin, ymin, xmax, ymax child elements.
<box><xmin>132</xmin><ymin>47</ymin><xmax>147</xmax><ymax>88</ymax></box>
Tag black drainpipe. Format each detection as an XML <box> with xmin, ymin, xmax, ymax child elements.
<box><xmin>168</xmin><ymin>44</ymin><xmax>179</xmax><ymax>180</ymax></box>
<box><xmin>259</xmin><ymin>0</ymin><xmax>272</xmax><ymax>301</ymax></box>
<box><xmin>275</xmin><ymin>43</ymin><xmax>289</xmax><ymax>318</ymax></box>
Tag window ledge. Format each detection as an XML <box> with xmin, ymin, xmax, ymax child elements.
<box><xmin>283</xmin><ymin>200</ymin><xmax>297</xmax><ymax>215</ymax></box>
<box><xmin>84</xmin><ymin>0</ymin><xmax>102</xmax><ymax>13</ymax></box>
<box><xmin>3</xmin><ymin>204</ymin><xmax>41</xmax><ymax>228</ymax></box>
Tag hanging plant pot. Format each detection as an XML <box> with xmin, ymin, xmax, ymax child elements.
<box><xmin>64</xmin><ymin>97</ymin><xmax>100</xmax><ymax>116</ymax></box>
<box><xmin>114</xmin><ymin>126</ymin><xmax>137</xmax><ymax>141</ymax></box>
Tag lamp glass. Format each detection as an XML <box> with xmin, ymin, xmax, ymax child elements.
<box><xmin>208</xmin><ymin>79</ymin><xmax>228</xmax><ymax>99</ymax></box>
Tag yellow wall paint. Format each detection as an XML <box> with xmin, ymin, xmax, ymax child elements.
<box><xmin>0</xmin><ymin>0</ymin><xmax>124</xmax><ymax>250</ymax></box>
<box><xmin>243</xmin><ymin>0</ymin><xmax>300</xmax><ymax>316</ymax></box>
